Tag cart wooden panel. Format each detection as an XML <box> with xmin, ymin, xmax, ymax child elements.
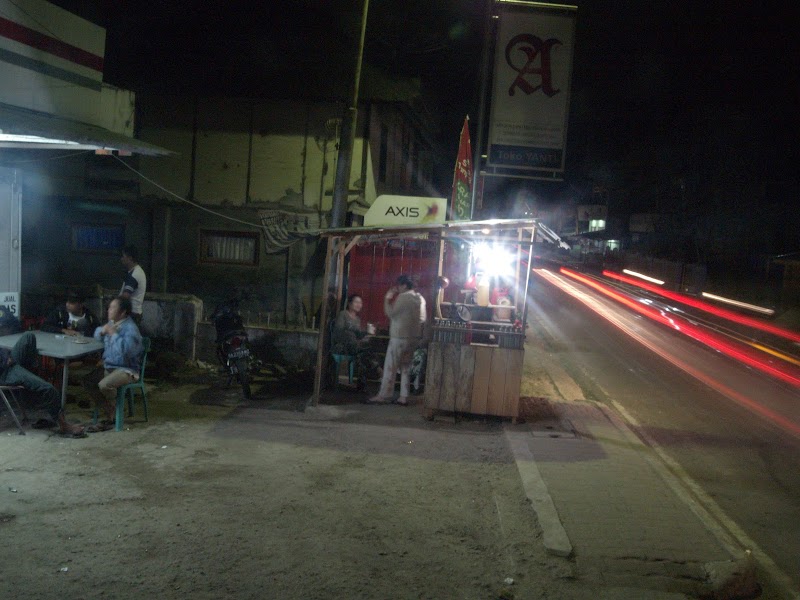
<box><xmin>424</xmin><ymin>341</ymin><xmax>522</xmax><ymax>418</ymax></box>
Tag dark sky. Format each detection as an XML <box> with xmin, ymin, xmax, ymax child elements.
<box><xmin>54</xmin><ymin>0</ymin><xmax>800</xmax><ymax>211</ymax></box>
<box><xmin>95</xmin><ymin>0</ymin><xmax>485</xmax><ymax>104</ymax></box>
<box><xmin>569</xmin><ymin>1</ymin><xmax>799</xmax><ymax>216</ymax></box>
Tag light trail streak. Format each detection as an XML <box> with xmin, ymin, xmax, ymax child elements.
<box><xmin>604</xmin><ymin>281</ymin><xmax>800</xmax><ymax>369</ymax></box>
<box><xmin>562</xmin><ymin>267</ymin><xmax>800</xmax><ymax>387</ymax></box>
<box><xmin>622</xmin><ymin>269</ymin><xmax>665</xmax><ymax>285</ymax></box>
<box><xmin>534</xmin><ymin>268</ymin><xmax>800</xmax><ymax>438</ymax></box>
<box><xmin>604</xmin><ymin>271</ymin><xmax>800</xmax><ymax>367</ymax></box>
<box><xmin>602</xmin><ymin>270</ymin><xmax>800</xmax><ymax>344</ymax></box>
<box><xmin>701</xmin><ymin>292</ymin><xmax>775</xmax><ymax>316</ymax></box>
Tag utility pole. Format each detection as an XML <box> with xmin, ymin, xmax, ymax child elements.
<box><xmin>471</xmin><ymin>0</ymin><xmax>494</xmax><ymax>220</ymax></box>
<box><xmin>330</xmin><ymin>0</ymin><xmax>370</xmax><ymax>228</ymax></box>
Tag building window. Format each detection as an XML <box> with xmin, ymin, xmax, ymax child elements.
<box><xmin>589</xmin><ymin>219</ymin><xmax>606</xmax><ymax>232</ymax></box>
<box><xmin>199</xmin><ymin>230</ymin><xmax>259</xmax><ymax>266</ymax></box>
<box><xmin>72</xmin><ymin>224</ymin><xmax>125</xmax><ymax>253</ymax></box>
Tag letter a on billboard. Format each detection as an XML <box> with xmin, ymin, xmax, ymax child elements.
<box><xmin>487</xmin><ymin>2</ymin><xmax>577</xmax><ymax>175</ymax></box>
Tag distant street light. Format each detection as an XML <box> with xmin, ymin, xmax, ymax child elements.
<box><xmin>331</xmin><ymin>0</ymin><xmax>370</xmax><ymax>228</ymax></box>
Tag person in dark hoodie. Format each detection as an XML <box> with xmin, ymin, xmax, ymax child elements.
<box><xmin>41</xmin><ymin>293</ymin><xmax>100</xmax><ymax>337</ymax></box>
<box><xmin>0</xmin><ymin>332</ymin><xmax>86</xmax><ymax>437</ymax></box>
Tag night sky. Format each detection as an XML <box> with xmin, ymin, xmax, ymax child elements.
<box><xmin>53</xmin><ymin>1</ymin><xmax>800</xmax><ymax>220</ymax></box>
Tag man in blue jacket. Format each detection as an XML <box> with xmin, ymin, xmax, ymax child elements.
<box><xmin>83</xmin><ymin>296</ymin><xmax>142</xmax><ymax>431</ymax></box>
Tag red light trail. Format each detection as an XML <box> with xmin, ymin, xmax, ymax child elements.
<box><xmin>559</xmin><ymin>268</ymin><xmax>800</xmax><ymax>387</ymax></box>
<box><xmin>533</xmin><ymin>268</ymin><xmax>800</xmax><ymax>438</ymax></box>
<box><xmin>602</xmin><ymin>270</ymin><xmax>800</xmax><ymax>344</ymax></box>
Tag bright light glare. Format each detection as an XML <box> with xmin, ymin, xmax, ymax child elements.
<box><xmin>473</xmin><ymin>242</ymin><xmax>515</xmax><ymax>276</ymax></box>
<box><xmin>701</xmin><ymin>292</ymin><xmax>775</xmax><ymax>316</ymax></box>
<box><xmin>622</xmin><ymin>269</ymin><xmax>664</xmax><ymax>285</ymax></box>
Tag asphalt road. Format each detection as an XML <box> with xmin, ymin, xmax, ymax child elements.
<box><xmin>529</xmin><ymin>269</ymin><xmax>800</xmax><ymax>598</ymax></box>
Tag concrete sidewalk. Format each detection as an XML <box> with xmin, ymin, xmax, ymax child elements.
<box><xmin>505</xmin><ymin>398</ymin><xmax>757</xmax><ymax>599</ymax></box>
<box><xmin>309</xmin><ymin>382</ymin><xmax>758</xmax><ymax>598</ymax></box>
<box><xmin>0</xmin><ymin>370</ymin><xmax>761</xmax><ymax>599</ymax></box>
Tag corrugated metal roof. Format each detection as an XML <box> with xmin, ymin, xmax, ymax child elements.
<box><xmin>0</xmin><ymin>102</ymin><xmax>173</xmax><ymax>156</ymax></box>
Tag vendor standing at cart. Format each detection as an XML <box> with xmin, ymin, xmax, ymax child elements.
<box><xmin>369</xmin><ymin>275</ymin><xmax>426</xmax><ymax>406</ymax></box>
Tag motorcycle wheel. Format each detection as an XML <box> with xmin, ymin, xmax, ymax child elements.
<box><xmin>234</xmin><ymin>358</ymin><xmax>251</xmax><ymax>399</ymax></box>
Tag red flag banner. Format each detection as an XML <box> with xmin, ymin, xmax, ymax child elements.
<box><xmin>450</xmin><ymin>116</ymin><xmax>472</xmax><ymax>221</ymax></box>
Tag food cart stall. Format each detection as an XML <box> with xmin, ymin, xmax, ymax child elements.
<box><xmin>310</xmin><ymin>218</ymin><xmax>542</xmax><ymax>421</ymax></box>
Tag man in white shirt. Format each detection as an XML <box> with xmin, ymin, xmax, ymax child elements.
<box><xmin>369</xmin><ymin>275</ymin><xmax>426</xmax><ymax>406</ymax></box>
<box><xmin>120</xmin><ymin>245</ymin><xmax>147</xmax><ymax>326</ymax></box>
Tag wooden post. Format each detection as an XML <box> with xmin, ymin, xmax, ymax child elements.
<box><xmin>284</xmin><ymin>245</ymin><xmax>291</xmax><ymax>325</ymax></box>
<box><xmin>515</xmin><ymin>227</ymin><xmax>523</xmax><ymax>316</ymax></box>
<box><xmin>435</xmin><ymin>234</ymin><xmax>445</xmax><ymax>319</ymax></box>
<box><xmin>310</xmin><ymin>236</ymin><xmax>335</xmax><ymax>406</ymax></box>
<box><xmin>521</xmin><ymin>224</ymin><xmax>535</xmax><ymax>327</ymax></box>
<box><xmin>336</xmin><ymin>240</ymin><xmax>346</xmax><ymax>309</ymax></box>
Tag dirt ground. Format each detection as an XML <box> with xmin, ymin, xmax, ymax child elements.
<box><xmin>0</xmin><ymin>349</ymin><xmax>604</xmax><ymax>600</ymax></box>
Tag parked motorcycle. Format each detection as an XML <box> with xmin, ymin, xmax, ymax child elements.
<box><xmin>210</xmin><ymin>299</ymin><xmax>252</xmax><ymax>399</ymax></box>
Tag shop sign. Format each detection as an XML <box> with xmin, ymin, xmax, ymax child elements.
<box><xmin>364</xmin><ymin>195</ymin><xmax>446</xmax><ymax>227</ymax></box>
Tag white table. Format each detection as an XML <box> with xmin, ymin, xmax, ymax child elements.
<box><xmin>0</xmin><ymin>330</ymin><xmax>104</xmax><ymax>408</ymax></box>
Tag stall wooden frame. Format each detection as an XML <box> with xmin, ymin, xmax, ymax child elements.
<box><xmin>310</xmin><ymin>218</ymin><xmax>541</xmax><ymax>416</ymax></box>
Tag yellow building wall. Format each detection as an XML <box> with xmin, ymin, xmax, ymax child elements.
<box><xmin>137</xmin><ymin>96</ymin><xmax>371</xmax><ymax>211</ymax></box>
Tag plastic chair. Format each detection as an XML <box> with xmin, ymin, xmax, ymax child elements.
<box><xmin>329</xmin><ymin>320</ymin><xmax>355</xmax><ymax>385</ymax></box>
<box><xmin>331</xmin><ymin>352</ymin><xmax>355</xmax><ymax>385</ymax></box>
<box><xmin>0</xmin><ymin>385</ymin><xmax>28</xmax><ymax>435</ymax></box>
<box><xmin>94</xmin><ymin>337</ymin><xmax>151</xmax><ymax>432</ymax></box>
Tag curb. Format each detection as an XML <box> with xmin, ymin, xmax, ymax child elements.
<box><xmin>505</xmin><ymin>401</ymin><xmax>764</xmax><ymax>599</ymax></box>
<box><xmin>503</xmin><ymin>427</ymin><xmax>572</xmax><ymax>557</ymax></box>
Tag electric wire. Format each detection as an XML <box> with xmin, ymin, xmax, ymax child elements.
<box><xmin>6</xmin><ymin>0</ymin><xmax>65</xmax><ymax>42</ymax></box>
<box><xmin>112</xmin><ymin>154</ymin><xmax>263</xmax><ymax>229</ymax></box>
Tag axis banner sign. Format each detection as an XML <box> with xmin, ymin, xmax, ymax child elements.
<box><xmin>364</xmin><ymin>195</ymin><xmax>446</xmax><ymax>227</ymax></box>
<box><xmin>487</xmin><ymin>2</ymin><xmax>576</xmax><ymax>174</ymax></box>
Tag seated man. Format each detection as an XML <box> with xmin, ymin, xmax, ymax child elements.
<box><xmin>331</xmin><ymin>294</ymin><xmax>381</xmax><ymax>389</ymax></box>
<box><xmin>40</xmin><ymin>293</ymin><xmax>101</xmax><ymax>395</ymax></box>
<box><xmin>41</xmin><ymin>293</ymin><xmax>100</xmax><ymax>337</ymax></box>
<box><xmin>83</xmin><ymin>296</ymin><xmax>142</xmax><ymax>432</ymax></box>
<box><xmin>0</xmin><ymin>332</ymin><xmax>85</xmax><ymax>437</ymax></box>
